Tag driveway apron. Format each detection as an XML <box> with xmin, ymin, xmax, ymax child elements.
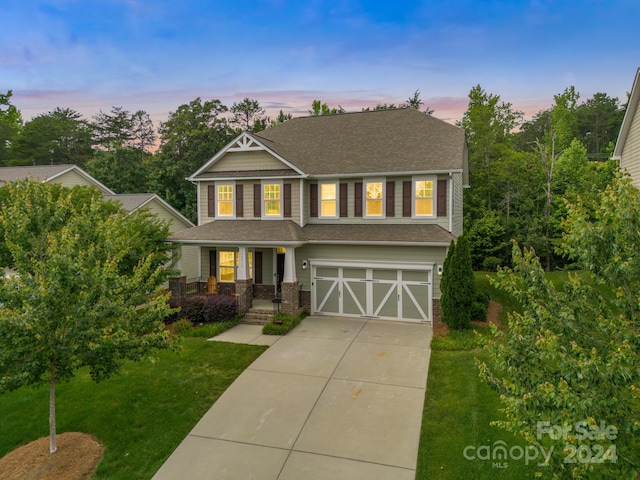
<box><xmin>152</xmin><ymin>315</ymin><xmax>432</xmax><ymax>480</ymax></box>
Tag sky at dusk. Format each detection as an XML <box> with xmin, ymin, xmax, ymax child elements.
<box><xmin>2</xmin><ymin>0</ymin><xmax>639</xmax><ymax>128</ymax></box>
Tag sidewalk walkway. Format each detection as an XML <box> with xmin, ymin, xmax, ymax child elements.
<box><xmin>152</xmin><ymin>316</ymin><xmax>432</xmax><ymax>480</ymax></box>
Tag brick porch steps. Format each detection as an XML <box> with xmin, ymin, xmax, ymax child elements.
<box><xmin>240</xmin><ymin>308</ymin><xmax>274</xmax><ymax>325</ymax></box>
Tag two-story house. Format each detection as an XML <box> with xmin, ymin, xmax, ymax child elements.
<box><xmin>613</xmin><ymin>67</ymin><xmax>640</xmax><ymax>185</ymax></box>
<box><xmin>168</xmin><ymin>108</ymin><xmax>468</xmax><ymax>323</ymax></box>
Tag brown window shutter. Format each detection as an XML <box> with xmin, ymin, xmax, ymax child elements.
<box><xmin>209</xmin><ymin>249</ymin><xmax>217</xmax><ymax>278</ymax></box>
<box><xmin>402</xmin><ymin>181</ymin><xmax>412</xmax><ymax>217</ymax></box>
<box><xmin>208</xmin><ymin>184</ymin><xmax>215</xmax><ymax>217</ymax></box>
<box><xmin>283</xmin><ymin>183</ymin><xmax>292</xmax><ymax>218</ymax></box>
<box><xmin>235</xmin><ymin>184</ymin><xmax>244</xmax><ymax>217</ymax></box>
<box><xmin>340</xmin><ymin>183</ymin><xmax>348</xmax><ymax>217</ymax></box>
<box><xmin>254</xmin><ymin>251</ymin><xmax>263</xmax><ymax>284</ymax></box>
<box><xmin>310</xmin><ymin>184</ymin><xmax>318</xmax><ymax>217</ymax></box>
<box><xmin>253</xmin><ymin>184</ymin><xmax>261</xmax><ymax>217</ymax></box>
<box><xmin>354</xmin><ymin>182</ymin><xmax>363</xmax><ymax>217</ymax></box>
<box><xmin>386</xmin><ymin>181</ymin><xmax>395</xmax><ymax>217</ymax></box>
<box><xmin>437</xmin><ymin>179</ymin><xmax>447</xmax><ymax>217</ymax></box>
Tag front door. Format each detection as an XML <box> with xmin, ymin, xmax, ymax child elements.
<box><xmin>276</xmin><ymin>252</ymin><xmax>285</xmax><ymax>294</ymax></box>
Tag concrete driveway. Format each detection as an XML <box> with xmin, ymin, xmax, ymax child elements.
<box><xmin>152</xmin><ymin>315</ymin><xmax>432</xmax><ymax>480</ymax></box>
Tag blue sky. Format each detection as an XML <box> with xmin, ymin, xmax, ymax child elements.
<box><xmin>2</xmin><ymin>0</ymin><xmax>639</xmax><ymax>127</ymax></box>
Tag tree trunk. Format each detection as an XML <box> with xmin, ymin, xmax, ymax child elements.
<box><xmin>49</xmin><ymin>367</ymin><xmax>57</xmax><ymax>454</ymax></box>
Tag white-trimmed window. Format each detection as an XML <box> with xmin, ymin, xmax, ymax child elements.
<box><xmin>413</xmin><ymin>177</ymin><xmax>436</xmax><ymax>217</ymax></box>
<box><xmin>218</xmin><ymin>250</ymin><xmax>253</xmax><ymax>282</ymax></box>
<box><xmin>219</xmin><ymin>251</ymin><xmax>235</xmax><ymax>282</ymax></box>
<box><xmin>320</xmin><ymin>182</ymin><xmax>338</xmax><ymax>218</ymax></box>
<box><xmin>364</xmin><ymin>180</ymin><xmax>384</xmax><ymax>218</ymax></box>
<box><xmin>263</xmin><ymin>182</ymin><xmax>282</xmax><ymax>217</ymax></box>
<box><xmin>217</xmin><ymin>183</ymin><xmax>234</xmax><ymax>217</ymax></box>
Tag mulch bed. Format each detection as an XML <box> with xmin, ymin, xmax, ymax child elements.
<box><xmin>433</xmin><ymin>300</ymin><xmax>503</xmax><ymax>337</ymax></box>
<box><xmin>0</xmin><ymin>432</ymin><xmax>103</xmax><ymax>480</ymax></box>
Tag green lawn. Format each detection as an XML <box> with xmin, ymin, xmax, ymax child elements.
<box><xmin>415</xmin><ymin>272</ymin><xmax>566</xmax><ymax>479</ymax></box>
<box><xmin>416</xmin><ymin>349</ymin><xmax>543</xmax><ymax>479</ymax></box>
<box><xmin>0</xmin><ymin>338</ymin><xmax>266</xmax><ymax>480</ymax></box>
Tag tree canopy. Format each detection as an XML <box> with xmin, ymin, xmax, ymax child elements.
<box><xmin>0</xmin><ymin>180</ymin><xmax>174</xmax><ymax>453</ymax></box>
<box><xmin>479</xmin><ymin>175</ymin><xmax>640</xmax><ymax>478</ymax></box>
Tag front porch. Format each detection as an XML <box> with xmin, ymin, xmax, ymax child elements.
<box><xmin>168</xmin><ymin>244</ymin><xmax>305</xmax><ymax>318</ymax></box>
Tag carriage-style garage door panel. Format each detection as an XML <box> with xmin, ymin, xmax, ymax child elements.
<box><xmin>312</xmin><ymin>263</ymin><xmax>432</xmax><ymax>323</ymax></box>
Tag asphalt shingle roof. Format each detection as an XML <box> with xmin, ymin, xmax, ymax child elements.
<box><xmin>0</xmin><ymin>164</ymin><xmax>79</xmax><ymax>184</ymax></box>
<box><xmin>168</xmin><ymin>220</ymin><xmax>454</xmax><ymax>246</ymax></box>
<box><xmin>250</xmin><ymin>108</ymin><xmax>466</xmax><ymax>176</ymax></box>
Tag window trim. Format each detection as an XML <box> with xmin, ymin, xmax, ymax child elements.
<box><xmin>216</xmin><ymin>182</ymin><xmax>235</xmax><ymax>218</ymax></box>
<box><xmin>319</xmin><ymin>181</ymin><xmax>339</xmax><ymax>219</ymax></box>
<box><xmin>363</xmin><ymin>178</ymin><xmax>385</xmax><ymax>219</ymax></box>
<box><xmin>261</xmin><ymin>180</ymin><xmax>283</xmax><ymax>219</ymax></box>
<box><xmin>412</xmin><ymin>176</ymin><xmax>437</xmax><ymax>219</ymax></box>
<box><xmin>218</xmin><ymin>250</ymin><xmax>253</xmax><ymax>282</ymax></box>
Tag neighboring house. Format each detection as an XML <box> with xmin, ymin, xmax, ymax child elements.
<box><xmin>613</xmin><ymin>67</ymin><xmax>640</xmax><ymax>185</ymax></box>
<box><xmin>168</xmin><ymin>108</ymin><xmax>468</xmax><ymax>323</ymax></box>
<box><xmin>0</xmin><ymin>164</ymin><xmax>196</xmax><ymax>279</ymax></box>
<box><xmin>102</xmin><ymin>193</ymin><xmax>197</xmax><ymax>278</ymax></box>
<box><xmin>0</xmin><ymin>164</ymin><xmax>115</xmax><ymax>194</ymax></box>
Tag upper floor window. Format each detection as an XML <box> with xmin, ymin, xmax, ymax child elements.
<box><xmin>320</xmin><ymin>182</ymin><xmax>338</xmax><ymax>218</ymax></box>
<box><xmin>365</xmin><ymin>180</ymin><xmax>384</xmax><ymax>217</ymax></box>
<box><xmin>217</xmin><ymin>184</ymin><xmax>234</xmax><ymax>217</ymax></box>
<box><xmin>263</xmin><ymin>182</ymin><xmax>281</xmax><ymax>217</ymax></box>
<box><xmin>414</xmin><ymin>177</ymin><xmax>435</xmax><ymax>217</ymax></box>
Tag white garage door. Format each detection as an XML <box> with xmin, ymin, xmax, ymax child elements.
<box><xmin>311</xmin><ymin>262</ymin><xmax>432</xmax><ymax>323</ymax></box>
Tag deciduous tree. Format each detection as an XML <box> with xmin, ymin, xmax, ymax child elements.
<box><xmin>479</xmin><ymin>241</ymin><xmax>639</xmax><ymax>479</ymax></box>
<box><xmin>11</xmin><ymin>108</ymin><xmax>93</xmax><ymax>167</ymax></box>
<box><xmin>0</xmin><ymin>181</ymin><xmax>174</xmax><ymax>454</ymax></box>
<box><xmin>0</xmin><ymin>90</ymin><xmax>22</xmax><ymax>165</ymax></box>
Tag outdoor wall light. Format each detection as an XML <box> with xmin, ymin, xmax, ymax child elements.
<box><xmin>302</xmin><ymin>260</ymin><xmax>308</xmax><ymax>270</ymax></box>
<box><xmin>437</xmin><ymin>265</ymin><xmax>443</xmax><ymax>276</ymax></box>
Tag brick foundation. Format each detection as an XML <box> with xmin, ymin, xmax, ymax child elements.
<box><xmin>253</xmin><ymin>284</ymin><xmax>277</xmax><ymax>299</ymax></box>
<box><xmin>281</xmin><ymin>281</ymin><xmax>303</xmax><ymax>316</ymax></box>
<box><xmin>299</xmin><ymin>290</ymin><xmax>311</xmax><ymax>313</ymax></box>
<box><xmin>432</xmin><ymin>298</ymin><xmax>442</xmax><ymax>324</ymax></box>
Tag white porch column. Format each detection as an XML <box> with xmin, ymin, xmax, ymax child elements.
<box><xmin>237</xmin><ymin>246</ymin><xmax>249</xmax><ymax>281</ymax></box>
<box><xmin>283</xmin><ymin>247</ymin><xmax>297</xmax><ymax>283</ymax></box>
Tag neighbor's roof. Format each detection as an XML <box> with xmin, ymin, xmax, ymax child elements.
<box><xmin>0</xmin><ymin>164</ymin><xmax>115</xmax><ymax>194</ymax></box>
<box><xmin>168</xmin><ymin>220</ymin><xmax>454</xmax><ymax>246</ymax></box>
<box><xmin>103</xmin><ymin>193</ymin><xmax>195</xmax><ymax>228</ymax></box>
<box><xmin>103</xmin><ymin>193</ymin><xmax>156</xmax><ymax>212</ymax></box>
<box><xmin>192</xmin><ymin>108</ymin><xmax>468</xmax><ymax>179</ymax></box>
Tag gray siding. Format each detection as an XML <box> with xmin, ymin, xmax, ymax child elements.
<box><xmin>206</xmin><ymin>150</ymin><xmax>288</xmax><ymax>173</ymax></box>
<box><xmin>198</xmin><ymin>179</ymin><xmax>301</xmax><ymax>226</ymax></box>
<box><xmin>304</xmin><ymin>175</ymin><xmax>457</xmax><ymax>232</ymax></box>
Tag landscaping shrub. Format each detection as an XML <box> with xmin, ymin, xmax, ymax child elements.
<box><xmin>470</xmin><ymin>301</ymin><xmax>487</xmax><ymax>322</ymax></box>
<box><xmin>172</xmin><ymin>318</ymin><xmax>193</xmax><ymax>335</ymax></box>
<box><xmin>179</xmin><ymin>295</ymin><xmax>237</xmax><ymax>324</ymax></box>
<box><xmin>481</xmin><ymin>255</ymin><xmax>502</xmax><ymax>271</ymax></box>
<box><xmin>262</xmin><ymin>312</ymin><xmax>304</xmax><ymax>335</ymax></box>
<box><xmin>440</xmin><ymin>236</ymin><xmax>475</xmax><ymax>330</ymax></box>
